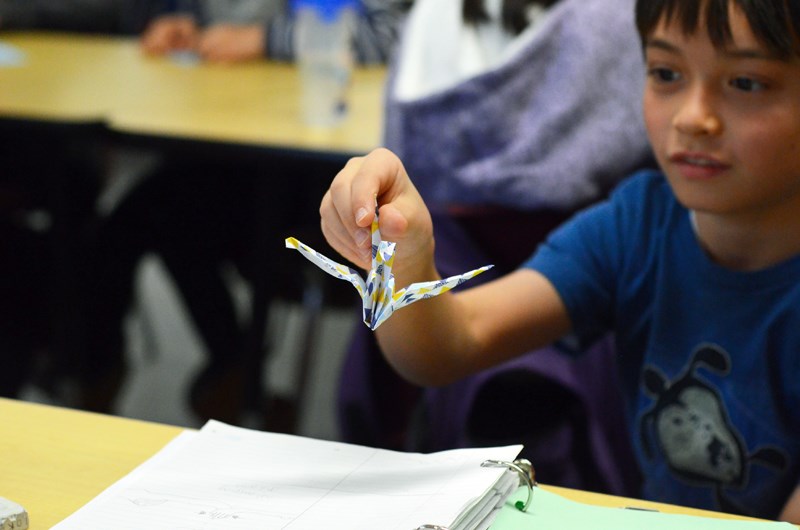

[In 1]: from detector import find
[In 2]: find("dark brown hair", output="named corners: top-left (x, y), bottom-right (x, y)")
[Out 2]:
top-left (635, 0), bottom-right (800, 58)
top-left (462, 0), bottom-right (560, 35)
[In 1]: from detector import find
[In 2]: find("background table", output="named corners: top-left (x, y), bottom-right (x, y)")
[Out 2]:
top-left (0, 31), bottom-right (385, 153)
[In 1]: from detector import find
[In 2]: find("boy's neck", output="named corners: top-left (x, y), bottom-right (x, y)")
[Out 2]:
top-left (692, 209), bottom-right (800, 271)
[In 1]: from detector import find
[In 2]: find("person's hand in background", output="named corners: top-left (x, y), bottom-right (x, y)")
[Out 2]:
top-left (140, 15), bottom-right (199, 56)
top-left (197, 24), bottom-right (265, 64)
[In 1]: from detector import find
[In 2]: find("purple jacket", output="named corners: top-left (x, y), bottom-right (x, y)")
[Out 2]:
top-left (383, 0), bottom-right (652, 210)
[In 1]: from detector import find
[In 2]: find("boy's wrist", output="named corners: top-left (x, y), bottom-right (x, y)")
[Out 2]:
top-left (391, 244), bottom-right (439, 289)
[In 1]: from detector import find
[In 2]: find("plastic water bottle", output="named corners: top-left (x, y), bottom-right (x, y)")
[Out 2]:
top-left (293, 0), bottom-right (357, 127)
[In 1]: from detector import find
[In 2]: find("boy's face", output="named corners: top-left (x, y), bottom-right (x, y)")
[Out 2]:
top-left (642, 5), bottom-right (800, 220)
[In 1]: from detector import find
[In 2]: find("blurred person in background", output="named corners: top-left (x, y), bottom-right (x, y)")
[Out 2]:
top-left (0, 0), bottom-right (406, 65)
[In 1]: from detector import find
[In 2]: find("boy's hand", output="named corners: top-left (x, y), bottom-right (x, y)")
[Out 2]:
top-left (197, 24), bottom-right (265, 64)
top-left (140, 15), bottom-right (199, 56)
top-left (320, 148), bottom-right (436, 284)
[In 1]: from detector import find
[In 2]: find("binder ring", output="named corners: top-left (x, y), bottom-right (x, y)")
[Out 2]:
top-left (481, 458), bottom-right (536, 512)
top-left (415, 459), bottom-right (535, 530)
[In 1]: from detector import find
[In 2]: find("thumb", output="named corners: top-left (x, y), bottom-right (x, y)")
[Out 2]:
top-left (376, 203), bottom-right (409, 242)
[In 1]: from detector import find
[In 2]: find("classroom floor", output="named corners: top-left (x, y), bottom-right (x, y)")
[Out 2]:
top-left (20, 255), bottom-right (358, 441)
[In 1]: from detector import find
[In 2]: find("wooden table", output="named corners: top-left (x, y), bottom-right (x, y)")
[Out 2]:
top-left (0, 398), bottom-right (772, 529)
top-left (0, 31), bottom-right (385, 153)
top-left (2, 398), bottom-right (182, 528)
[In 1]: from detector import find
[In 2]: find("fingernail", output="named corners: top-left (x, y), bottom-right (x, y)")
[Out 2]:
top-left (355, 229), bottom-right (369, 247)
top-left (355, 207), bottom-right (368, 224)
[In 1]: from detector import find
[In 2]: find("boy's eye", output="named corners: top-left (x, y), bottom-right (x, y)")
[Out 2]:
top-left (729, 76), bottom-right (766, 92)
top-left (647, 67), bottom-right (681, 84)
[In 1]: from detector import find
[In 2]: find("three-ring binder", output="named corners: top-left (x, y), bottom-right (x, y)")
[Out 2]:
top-left (415, 458), bottom-right (537, 530)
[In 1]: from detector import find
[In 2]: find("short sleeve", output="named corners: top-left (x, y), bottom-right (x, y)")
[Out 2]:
top-left (524, 170), bottom-right (668, 345)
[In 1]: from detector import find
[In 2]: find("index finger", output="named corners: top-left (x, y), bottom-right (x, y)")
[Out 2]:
top-left (326, 156), bottom-right (370, 242)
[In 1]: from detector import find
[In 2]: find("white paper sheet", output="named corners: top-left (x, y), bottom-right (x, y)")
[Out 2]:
top-left (53, 421), bottom-right (521, 530)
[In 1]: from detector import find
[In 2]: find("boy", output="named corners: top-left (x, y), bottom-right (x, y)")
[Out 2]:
top-left (318, 0), bottom-right (800, 521)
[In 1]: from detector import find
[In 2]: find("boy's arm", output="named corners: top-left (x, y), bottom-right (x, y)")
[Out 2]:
top-left (375, 268), bottom-right (571, 386)
top-left (779, 486), bottom-right (800, 523)
top-left (321, 148), bottom-right (572, 386)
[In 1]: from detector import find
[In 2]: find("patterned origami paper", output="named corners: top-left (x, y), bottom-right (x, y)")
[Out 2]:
top-left (285, 204), bottom-right (493, 330)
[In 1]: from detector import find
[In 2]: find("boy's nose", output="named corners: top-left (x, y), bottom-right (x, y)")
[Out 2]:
top-left (673, 87), bottom-right (722, 136)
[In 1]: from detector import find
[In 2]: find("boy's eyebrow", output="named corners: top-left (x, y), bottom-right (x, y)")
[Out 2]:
top-left (721, 47), bottom-right (782, 61)
top-left (645, 36), bottom-right (781, 62)
top-left (644, 38), bottom-right (681, 55)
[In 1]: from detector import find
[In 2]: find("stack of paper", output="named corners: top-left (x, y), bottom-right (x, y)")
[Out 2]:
top-left (53, 421), bottom-right (522, 530)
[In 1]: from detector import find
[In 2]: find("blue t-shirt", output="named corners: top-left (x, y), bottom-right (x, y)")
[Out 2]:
top-left (526, 170), bottom-right (800, 519)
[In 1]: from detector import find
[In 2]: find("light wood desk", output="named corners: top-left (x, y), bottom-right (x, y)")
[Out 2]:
top-left (2, 398), bottom-right (182, 528)
top-left (0, 31), bottom-right (385, 154)
top-left (1, 398), bottom-right (768, 529)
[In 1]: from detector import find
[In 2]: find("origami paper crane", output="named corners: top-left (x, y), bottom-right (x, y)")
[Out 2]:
top-left (285, 204), bottom-right (493, 330)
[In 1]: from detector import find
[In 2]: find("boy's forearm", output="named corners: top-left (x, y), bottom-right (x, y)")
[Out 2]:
top-left (371, 256), bottom-right (483, 386)
top-left (375, 268), bottom-right (573, 387)
top-left (375, 289), bottom-right (480, 387)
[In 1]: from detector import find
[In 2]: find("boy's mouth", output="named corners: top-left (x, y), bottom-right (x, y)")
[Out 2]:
top-left (668, 152), bottom-right (730, 179)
